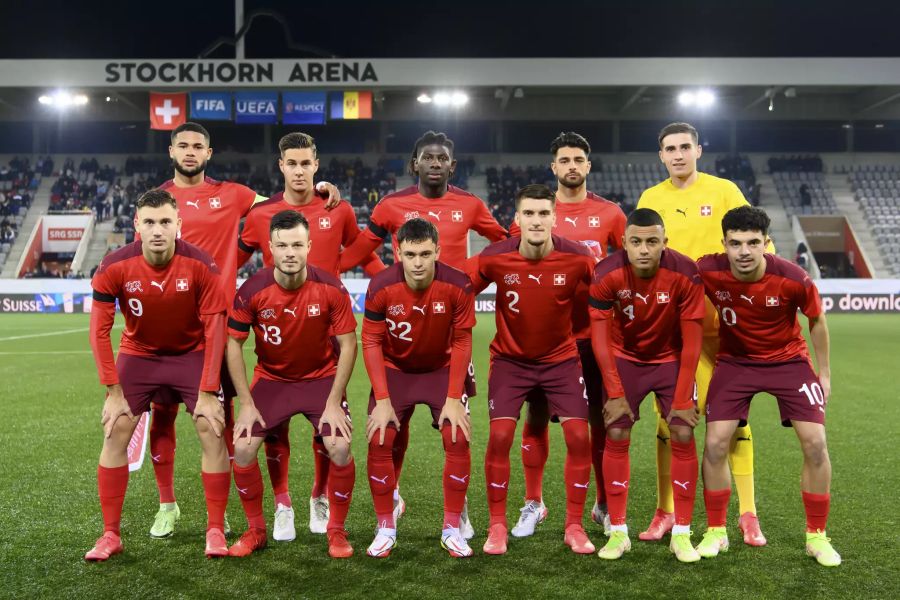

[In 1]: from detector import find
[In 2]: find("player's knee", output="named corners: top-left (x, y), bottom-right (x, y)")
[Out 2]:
top-left (607, 427), bottom-right (631, 442)
top-left (233, 444), bottom-right (257, 467)
top-left (327, 439), bottom-right (351, 466)
top-left (488, 420), bottom-right (516, 453)
top-left (670, 426), bottom-right (694, 444)
top-left (562, 420), bottom-right (590, 456)
top-left (704, 435), bottom-right (730, 464)
top-left (440, 426), bottom-right (470, 455)
top-left (800, 435), bottom-right (829, 467)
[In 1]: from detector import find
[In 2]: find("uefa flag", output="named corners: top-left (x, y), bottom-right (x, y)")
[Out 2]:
top-left (330, 91), bottom-right (372, 119)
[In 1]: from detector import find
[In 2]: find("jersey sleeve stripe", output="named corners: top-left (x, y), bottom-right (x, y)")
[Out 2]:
top-left (589, 296), bottom-right (614, 310)
top-left (237, 237), bottom-right (256, 253)
top-left (364, 309), bottom-right (385, 321)
top-left (368, 221), bottom-right (389, 240)
top-left (227, 317), bottom-right (252, 332)
top-left (92, 290), bottom-right (116, 303)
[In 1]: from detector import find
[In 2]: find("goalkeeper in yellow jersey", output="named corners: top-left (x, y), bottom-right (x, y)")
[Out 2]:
top-left (636, 122), bottom-right (766, 546)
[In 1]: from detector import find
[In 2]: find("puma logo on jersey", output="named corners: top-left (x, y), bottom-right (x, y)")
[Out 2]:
top-left (449, 474), bottom-right (470, 484)
top-left (150, 281), bottom-right (165, 291)
top-left (740, 294), bottom-right (755, 304)
top-left (489, 481), bottom-right (508, 489)
top-left (611, 480), bottom-right (628, 488)
top-left (528, 274), bottom-right (543, 285)
top-left (564, 217), bottom-right (578, 227)
top-left (675, 208), bottom-right (687, 217)
top-left (673, 480), bottom-right (690, 490)
top-left (428, 211), bottom-right (441, 221)
top-left (412, 304), bottom-right (426, 315)
top-left (369, 475), bottom-right (390, 485)
top-left (284, 307), bottom-right (297, 317)
top-left (635, 292), bottom-right (649, 304)
top-left (186, 200), bottom-right (200, 209)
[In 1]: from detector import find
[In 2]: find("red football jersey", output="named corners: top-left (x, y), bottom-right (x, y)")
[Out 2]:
top-left (697, 253), bottom-right (823, 362)
top-left (157, 177), bottom-right (257, 299)
top-left (589, 249), bottom-right (706, 363)
top-left (239, 192), bottom-right (372, 277)
top-left (354, 185), bottom-right (507, 269)
top-left (510, 191), bottom-right (625, 339)
top-left (469, 235), bottom-right (595, 364)
top-left (228, 265), bottom-right (357, 382)
top-left (90, 240), bottom-right (226, 382)
top-left (363, 262), bottom-right (476, 373)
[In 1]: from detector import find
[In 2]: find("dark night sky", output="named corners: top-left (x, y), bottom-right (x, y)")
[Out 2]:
top-left (4, 0), bottom-right (900, 59)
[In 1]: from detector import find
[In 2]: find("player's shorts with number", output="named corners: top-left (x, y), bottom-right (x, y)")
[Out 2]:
top-left (367, 366), bottom-right (476, 429)
top-left (706, 357), bottom-right (826, 426)
top-left (487, 356), bottom-right (588, 421)
top-left (605, 357), bottom-right (696, 429)
top-left (249, 376), bottom-right (350, 437)
top-left (117, 350), bottom-right (207, 414)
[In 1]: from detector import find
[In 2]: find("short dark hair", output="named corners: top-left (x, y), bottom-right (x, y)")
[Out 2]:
top-left (515, 183), bottom-right (556, 209)
top-left (626, 208), bottom-right (665, 229)
top-left (269, 210), bottom-right (309, 236)
top-left (409, 130), bottom-right (454, 175)
top-left (721, 206), bottom-right (770, 238)
top-left (278, 132), bottom-right (317, 157)
top-left (171, 122), bottom-right (210, 145)
top-left (397, 218), bottom-right (439, 246)
top-left (136, 189), bottom-right (177, 211)
top-left (550, 131), bottom-right (591, 157)
top-left (658, 122), bottom-right (699, 148)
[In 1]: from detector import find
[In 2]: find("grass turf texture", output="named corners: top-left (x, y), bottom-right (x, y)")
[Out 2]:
top-left (0, 313), bottom-right (897, 599)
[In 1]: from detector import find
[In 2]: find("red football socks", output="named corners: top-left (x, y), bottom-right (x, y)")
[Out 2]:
top-left (602, 437), bottom-right (631, 526)
top-left (521, 421), bottom-right (549, 503)
top-left (670, 439), bottom-right (698, 527)
top-left (149, 401), bottom-right (178, 504)
top-left (97, 465), bottom-right (129, 535)
top-left (367, 427), bottom-right (398, 528)
top-left (485, 419), bottom-right (516, 527)
top-left (704, 488), bottom-right (731, 528)
top-left (232, 460), bottom-right (266, 530)
top-left (802, 491), bottom-right (830, 532)
top-left (201, 471), bottom-right (231, 532)
top-left (311, 434), bottom-right (330, 499)
top-left (264, 423), bottom-right (291, 500)
top-left (441, 425), bottom-right (471, 529)
top-left (562, 419), bottom-right (592, 527)
top-left (327, 458), bottom-right (356, 532)
top-left (591, 419), bottom-right (607, 505)
top-left (392, 414), bottom-right (412, 484)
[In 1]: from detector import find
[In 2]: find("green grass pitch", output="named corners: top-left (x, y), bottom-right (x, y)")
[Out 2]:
top-left (0, 313), bottom-right (897, 599)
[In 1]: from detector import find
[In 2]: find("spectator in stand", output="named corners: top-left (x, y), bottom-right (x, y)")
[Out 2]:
top-left (799, 183), bottom-right (812, 208)
top-left (795, 243), bottom-right (810, 272)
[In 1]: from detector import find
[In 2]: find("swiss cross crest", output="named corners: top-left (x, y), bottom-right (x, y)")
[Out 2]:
top-left (451, 210), bottom-right (463, 222)
top-left (617, 289), bottom-right (632, 300)
top-left (208, 197), bottom-right (221, 209)
top-left (715, 290), bottom-right (732, 302)
top-left (588, 216), bottom-right (601, 228)
top-left (259, 308), bottom-right (276, 320)
top-left (403, 211), bottom-right (420, 222)
top-left (700, 205), bottom-right (712, 217)
top-left (553, 273), bottom-right (567, 286)
top-left (503, 273), bottom-right (521, 285)
top-left (388, 304), bottom-right (406, 317)
top-left (176, 278), bottom-right (189, 292)
top-left (307, 304), bottom-right (321, 317)
top-left (432, 301), bottom-right (446, 313)
top-left (766, 296), bottom-right (780, 307)
top-left (319, 217), bottom-right (331, 230)
top-left (656, 291), bottom-right (670, 303)
top-left (125, 280), bottom-right (143, 293)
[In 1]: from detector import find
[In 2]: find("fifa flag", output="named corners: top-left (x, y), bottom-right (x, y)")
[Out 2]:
top-left (191, 92), bottom-right (232, 120)
top-left (330, 91), bottom-right (372, 119)
top-left (149, 92), bottom-right (186, 130)
top-left (234, 91), bottom-right (278, 124)
top-left (283, 92), bottom-right (327, 125)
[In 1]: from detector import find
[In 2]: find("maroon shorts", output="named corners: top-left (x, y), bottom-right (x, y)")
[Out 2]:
top-left (249, 376), bottom-right (350, 437)
top-left (706, 357), bottom-right (826, 426)
top-left (606, 357), bottom-right (693, 429)
top-left (488, 356), bottom-right (588, 421)
top-left (523, 340), bottom-right (602, 422)
top-left (152, 356), bottom-right (236, 408)
top-left (368, 367), bottom-right (476, 429)
top-left (117, 351), bottom-right (208, 415)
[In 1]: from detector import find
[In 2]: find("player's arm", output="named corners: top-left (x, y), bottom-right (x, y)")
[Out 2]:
top-left (237, 217), bottom-right (261, 269)
top-left (318, 181), bottom-right (343, 210)
top-left (608, 208), bottom-right (627, 252)
top-left (338, 226), bottom-right (384, 272)
top-left (362, 309), bottom-right (400, 445)
top-left (192, 263), bottom-right (227, 435)
top-left (321, 331), bottom-right (357, 445)
top-left (339, 203), bottom-right (386, 276)
top-left (440, 325), bottom-right (473, 443)
top-left (669, 318), bottom-right (703, 427)
top-left (472, 199), bottom-right (509, 241)
top-left (89, 283), bottom-right (134, 437)
top-left (226, 295), bottom-right (266, 442)
top-left (463, 255), bottom-right (491, 294)
top-left (588, 276), bottom-right (633, 426)
top-left (808, 313), bottom-right (831, 400)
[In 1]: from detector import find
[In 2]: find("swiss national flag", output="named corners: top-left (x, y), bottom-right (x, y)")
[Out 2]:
top-left (149, 93), bottom-right (187, 130)
top-left (656, 291), bottom-right (670, 303)
top-left (432, 301), bottom-right (446, 314)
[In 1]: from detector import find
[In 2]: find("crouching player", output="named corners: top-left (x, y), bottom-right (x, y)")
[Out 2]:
top-left (589, 208), bottom-right (705, 562)
top-left (362, 218), bottom-right (477, 558)
top-left (225, 210), bottom-right (357, 559)
top-left (85, 189), bottom-right (230, 560)
top-left (696, 206), bottom-right (839, 567)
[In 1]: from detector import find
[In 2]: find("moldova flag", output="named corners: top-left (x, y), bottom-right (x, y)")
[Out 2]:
top-left (330, 91), bottom-right (372, 119)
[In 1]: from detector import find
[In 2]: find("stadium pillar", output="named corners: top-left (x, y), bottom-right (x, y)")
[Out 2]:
top-left (235, 0), bottom-right (245, 59)
top-left (611, 121), bottom-right (620, 153)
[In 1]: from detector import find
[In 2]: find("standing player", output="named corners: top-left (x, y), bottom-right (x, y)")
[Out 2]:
top-left (588, 208), bottom-right (705, 562)
top-left (362, 219), bottom-right (476, 558)
top-left (225, 211), bottom-right (357, 559)
top-left (695, 206), bottom-right (839, 567)
top-left (340, 130), bottom-right (507, 529)
top-left (85, 189), bottom-right (230, 560)
top-left (468, 184), bottom-right (596, 555)
top-left (145, 122), bottom-right (343, 540)
top-left (636, 122), bottom-right (766, 545)
top-left (237, 132), bottom-right (382, 541)
top-left (507, 132), bottom-right (625, 537)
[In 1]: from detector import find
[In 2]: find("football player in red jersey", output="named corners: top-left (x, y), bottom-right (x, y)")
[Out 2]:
top-left (225, 210), bottom-right (357, 559)
top-left (362, 218), bottom-right (476, 558)
top-left (340, 131), bottom-right (506, 530)
top-left (237, 132), bottom-right (383, 539)
top-left (694, 206), bottom-right (840, 567)
top-left (145, 123), bottom-right (344, 540)
top-left (467, 184), bottom-right (596, 556)
top-left (508, 132), bottom-right (626, 538)
top-left (588, 208), bottom-right (705, 562)
top-left (85, 190), bottom-right (230, 561)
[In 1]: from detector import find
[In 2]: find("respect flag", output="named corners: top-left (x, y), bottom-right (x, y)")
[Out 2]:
top-left (330, 91), bottom-right (372, 119)
top-left (283, 92), bottom-right (327, 125)
top-left (149, 92), bottom-right (187, 130)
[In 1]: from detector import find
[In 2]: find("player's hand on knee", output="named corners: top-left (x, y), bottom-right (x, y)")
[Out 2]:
top-left (818, 371), bottom-right (831, 401)
top-left (194, 391), bottom-right (225, 437)
top-left (668, 407), bottom-right (700, 427)
top-left (439, 397), bottom-right (471, 443)
top-left (602, 397), bottom-right (633, 427)
top-left (101, 385), bottom-right (135, 438)
top-left (366, 399), bottom-right (399, 445)
top-left (321, 401), bottom-right (352, 446)
top-left (318, 181), bottom-right (342, 210)
top-left (234, 401), bottom-right (266, 445)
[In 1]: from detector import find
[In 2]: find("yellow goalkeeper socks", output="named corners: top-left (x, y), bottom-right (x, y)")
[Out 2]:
top-left (655, 417), bottom-right (674, 513)
top-left (729, 423), bottom-right (756, 515)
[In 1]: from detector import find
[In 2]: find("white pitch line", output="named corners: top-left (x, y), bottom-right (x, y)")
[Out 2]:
top-left (0, 350), bottom-right (95, 355)
top-left (0, 324), bottom-right (123, 342)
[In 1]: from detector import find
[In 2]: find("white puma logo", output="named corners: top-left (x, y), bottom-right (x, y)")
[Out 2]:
top-left (528, 274), bottom-right (543, 284)
top-left (521, 444), bottom-right (532, 451)
top-left (266, 454), bottom-right (282, 463)
top-left (284, 307), bottom-right (297, 317)
top-left (334, 491), bottom-right (350, 499)
top-left (489, 481), bottom-right (508, 489)
top-left (573, 481), bottom-right (590, 489)
top-left (740, 295), bottom-right (754, 304)
top-left (428, 211), bottom-right (441, 221)
top-left (635, 292), bottom-right (649, 303)
top-left (673, 480), bottom-right (690, 490)
top-left (237, 486), bottom-right (249, 496)
top-left (564, 217), bottom-right (578, 227)
top-left (151, 454), bottom-right (161, 463)
top-left (186, 200), bottom-right (200, 209)
top-left (150, 281), bottom-right (165, 291)
top-left (611, 480), bottom-right (628, 488)
top-left (449, 474), bottom-right (470, 484)
top-left (411, 305), bottom-right (426, 315)
top-left (369, 475), bottom-right (389, 485)
top-left (316, 449), bottom-right (329, 457)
